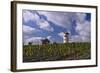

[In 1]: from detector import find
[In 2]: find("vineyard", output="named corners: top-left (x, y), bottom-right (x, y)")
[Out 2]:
top-left (23, 42), bottom-right (91, 62)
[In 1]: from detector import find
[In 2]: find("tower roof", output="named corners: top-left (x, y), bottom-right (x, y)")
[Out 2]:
top-left (64, 32), bottom-right (69, 34)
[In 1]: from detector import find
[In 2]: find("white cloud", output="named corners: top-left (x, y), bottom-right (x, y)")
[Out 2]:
top-left (58, 32), bottom-right (64, 38)
top-left (23, 10), bottom-right (54, 32)
top-left (76, 13), bottom-right (87, 23)
top-left (71, 13), bottom-right (91, 42)
top-left (47, 36), bottom-right (52, 39)
top-left (38, 11), bottom-right (76, 29)
top-left (37, 18), bottom-right (54, 31)
top-left (24, 37), bottom-right (43, 45)
top-left (70, 35), bottom-right (82, 42)
top-left (38, 11), bottom-right (91, 42)
top-left (23, 25), bottom-right (36, 33)
top-left (23, 10), bottom-right (40, 22)
top-left (47, 35), bottom-right (54, 43)
top-left (24, 35), bottom-right (30, 39)
top-left (23, 10), bottom-right (91, 42)
top-left (24, 36), bottom-right (54, 45)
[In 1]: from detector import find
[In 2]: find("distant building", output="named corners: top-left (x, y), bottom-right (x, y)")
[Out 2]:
top-left (41, 38), bottom-right (50, 45)
top-left (63, 32), bottom-right (69, 43)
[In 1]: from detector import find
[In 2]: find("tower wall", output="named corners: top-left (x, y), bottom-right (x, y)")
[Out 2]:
top-left (63, 32), bottom-right (69, 43)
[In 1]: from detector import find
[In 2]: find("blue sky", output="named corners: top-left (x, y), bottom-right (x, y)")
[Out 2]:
top-left (22, 10), bottom-right (91, 45)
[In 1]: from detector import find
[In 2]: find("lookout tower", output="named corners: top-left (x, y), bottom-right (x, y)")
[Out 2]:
top-left (63, 32), bottom-right (69, 43)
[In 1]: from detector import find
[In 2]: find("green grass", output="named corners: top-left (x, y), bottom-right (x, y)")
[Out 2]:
top-left (23, 42), bottom-right (91, 62)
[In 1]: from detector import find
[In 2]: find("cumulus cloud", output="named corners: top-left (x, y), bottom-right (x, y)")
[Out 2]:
top-left (47, 36), bottom-right (52, 39)
top-left (23, 25), bottom-right (36, 34)
top-left (38, 11), bottom-right (76, 29)
top-left (23, 10), bottom-right (40, 22)
top-left (58, 32), bottom-right (64, 38)
top-left (54, 12), bottom-right (91, 42)
top-left (70, 35), bottom-right (82, 42)
top-left (71, 13), bottom-right (91, 42)
top-left (23, 10), bottom-right (54, 32)
top-left (47, 35), bottom-right (54, 43)
top-left (23, 10), bottom-right (91, 43)
top-left (24, 37), bottom-right (43, 45)
top-left (76, 13), bottom-right (87, 23)
top-left (37, 18), bottom-right (54, 31)
top-left (24, 35), bottom-right (54, 45)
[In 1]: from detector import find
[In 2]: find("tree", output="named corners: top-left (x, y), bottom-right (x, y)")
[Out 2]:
top-left (28, 42), bottom-right (32, 45)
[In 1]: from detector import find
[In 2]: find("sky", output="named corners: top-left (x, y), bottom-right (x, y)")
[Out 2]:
top-left (22, 10), bottom-right (91, 45)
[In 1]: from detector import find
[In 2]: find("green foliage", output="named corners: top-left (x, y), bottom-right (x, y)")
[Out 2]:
top-left (23, 42), bottom-right (91, 62)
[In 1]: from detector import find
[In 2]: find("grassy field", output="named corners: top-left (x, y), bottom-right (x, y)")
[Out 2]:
top-left (23, 42), bottom-right (91, 62)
